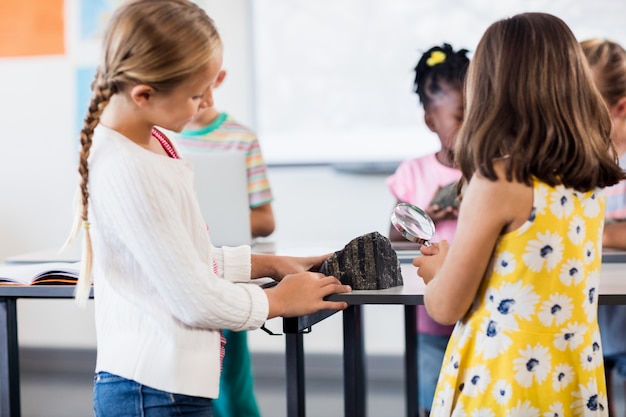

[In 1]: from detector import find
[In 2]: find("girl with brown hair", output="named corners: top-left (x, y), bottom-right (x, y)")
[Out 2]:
top-left (414, 13), bottom-right (624, 416)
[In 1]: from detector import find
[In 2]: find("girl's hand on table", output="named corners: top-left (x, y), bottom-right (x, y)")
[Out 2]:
top-left (265, 272), bottom-right (351, 318)
top-left (252, 253), bottom-right (331, 281)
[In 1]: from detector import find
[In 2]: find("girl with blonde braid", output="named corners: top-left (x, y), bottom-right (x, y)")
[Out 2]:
top-left (66, 1), bottom-right (350, 415)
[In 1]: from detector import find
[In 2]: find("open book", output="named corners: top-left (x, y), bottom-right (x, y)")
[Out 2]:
top-left (0, 262), bottom-right (80, 285)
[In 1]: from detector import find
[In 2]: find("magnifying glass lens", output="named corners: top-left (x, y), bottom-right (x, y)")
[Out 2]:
top-left (391, 203), bottom-right (435, 246)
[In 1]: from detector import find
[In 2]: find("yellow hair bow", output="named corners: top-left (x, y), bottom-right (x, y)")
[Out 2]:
top-left (426, 50), bottom-right (446, 67)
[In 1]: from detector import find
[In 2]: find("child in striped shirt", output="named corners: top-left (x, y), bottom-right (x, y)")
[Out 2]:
top-left (176, 69), bottom-right (275, 238)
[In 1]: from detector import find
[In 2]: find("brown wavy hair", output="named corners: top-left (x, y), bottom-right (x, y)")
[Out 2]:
top-left (455, 12), bottom-right (624, 191)
top-left (68, 0), bottom-right (222, 303)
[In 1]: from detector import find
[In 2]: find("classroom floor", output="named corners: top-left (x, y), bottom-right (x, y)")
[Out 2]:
top-left (19, 349), bottom-right (405, 417)
top-left (18, 349), bottom-right (626, 417)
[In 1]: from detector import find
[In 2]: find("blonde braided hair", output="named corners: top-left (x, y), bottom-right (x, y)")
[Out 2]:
top-left (65, 70), bottom-right (115, 304)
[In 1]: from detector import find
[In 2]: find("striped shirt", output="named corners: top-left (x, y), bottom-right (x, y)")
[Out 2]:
top-left (175, 113), bottom-right (273, 209)
top-left (605, 153), bottom-right (626, 220)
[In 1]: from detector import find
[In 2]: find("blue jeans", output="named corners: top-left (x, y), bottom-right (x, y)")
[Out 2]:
top-left (605, 354), bottom-right (626, 379)
top-left (418, 333), bottom-right (450, 413)
top-left (93, 372), bottom-right (214, 417)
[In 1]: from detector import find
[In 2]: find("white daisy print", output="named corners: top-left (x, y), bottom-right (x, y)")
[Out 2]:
top-left (598, 226), bottom-right (604, 257)
top-left (572, 381), bottom-right (608, 416)
top-left (549, 186), bottom-right (575, 219)
top-left (453, 322), bottom-right (472, 350)
top-left (493, 251), bottom-right (516, 276)
top-left (472, 408), bottom-right (495, 417)
top-left (492, 379), bottom-right (512, 405)
top-left (559, 258), bottom-right (584, 286)
top-left (580, 336), bottom-right (603, 371)
top-left (583, 241), bottom-right (596, 265)
top-left (443, 352), bottom-right (461, 376)
top-left (567, 215), bottom-right (586, 245)
top-left (451, 405), bottom-right (468, 417)
top-left (476, 318), bottom-right (513, 359)
top-left (534, 184), bottom-right (548, 215)
top-left (538, 293), bottom-right (573, 326)
top-left (432, 383), bottom-right (455, 416)
top-left (459, 364), bottom-right (491, 397)
top-left (509, 400), bottom-right (540, 417)
top-left (513, 344), bottom-right (551, 387)
top-left (486, 282), bottom-right (539, 329)
top-left (523, 231), bottom-right (564, 272)
top-left (543, 402), bottom-right (565, 417)
top-left (554, 322), bottom-right (586, 351)
top-left (582, 191), bottom-right (602, 218)
top-left (587, 268), bottom-right (601, 288)
top-left (582, 274), bottom-right (599, 321)
top-left (551, 363), bottom-right (574, 392)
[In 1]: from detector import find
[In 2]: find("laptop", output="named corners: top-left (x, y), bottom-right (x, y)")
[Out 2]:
top-left (182, 150), bottom-right (252, 247)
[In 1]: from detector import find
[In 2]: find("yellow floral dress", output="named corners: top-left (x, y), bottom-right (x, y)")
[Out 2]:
top-left (431, 180), bottom-right (608, 417)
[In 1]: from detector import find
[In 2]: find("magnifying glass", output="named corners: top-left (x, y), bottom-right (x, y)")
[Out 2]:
top-left (390, 203), bottom-right (435, 247)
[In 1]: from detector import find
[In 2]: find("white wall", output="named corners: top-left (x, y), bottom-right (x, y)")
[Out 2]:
top-left (253, 0), bottom-right (626, 164)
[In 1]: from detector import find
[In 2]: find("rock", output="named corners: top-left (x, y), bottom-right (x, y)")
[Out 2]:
top-left (430, 181), bottom-right (460, 209)
top-left (318, 231), bottom-right (403, 290)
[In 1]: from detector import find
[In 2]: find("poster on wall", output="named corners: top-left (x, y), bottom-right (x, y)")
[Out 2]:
top-left (78, 0), bottom-right (122, 43)
top-left (75, 66), bottom-right (98, 138)
top-left (0, 0), bottom-right (64, 57)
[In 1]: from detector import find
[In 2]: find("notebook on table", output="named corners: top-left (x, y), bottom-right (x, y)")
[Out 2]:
top-left (182, 150), bottom-right (252, 247)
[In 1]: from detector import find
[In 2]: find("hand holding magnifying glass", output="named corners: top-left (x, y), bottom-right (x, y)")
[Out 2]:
top-left (390, 203), bottom-right (436, 247)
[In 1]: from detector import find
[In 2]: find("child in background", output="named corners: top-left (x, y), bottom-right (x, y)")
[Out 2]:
top-left (414, 13), bottom-right (624, 416)
top-left (65, 1), bottom-right (350, 415)
top-left (174, 72), bottom-right (275, 417)
top-left (176, 78), bottom-right (275, 238)
top-left (387, 43), bottom-right (469, 416)
top-left (582, 39), bottom-right (626, 248)
top-left (581, 38), bottom-right (626, 417)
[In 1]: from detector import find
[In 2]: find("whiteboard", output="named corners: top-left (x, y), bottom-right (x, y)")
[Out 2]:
top-left (251, 0), bottom-right (626, 165)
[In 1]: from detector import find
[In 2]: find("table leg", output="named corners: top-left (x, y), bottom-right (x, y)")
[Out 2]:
top-left (404, 305), bottom-right (417, 417)
top-left (343, 305), bottom-right (366, 417)
top-left (285, 332), bottom-right (306, 417)
top-left (0, 298), bottom-right (20, 417)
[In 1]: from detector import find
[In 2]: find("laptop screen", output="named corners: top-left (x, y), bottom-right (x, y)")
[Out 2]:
top-left (182, 150), bottom-right (252, 247)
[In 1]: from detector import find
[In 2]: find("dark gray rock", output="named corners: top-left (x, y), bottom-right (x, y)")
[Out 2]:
top-left (318, 231), bottom-right (403, 290)
top-left (430, 181), bottom-right (460, 209)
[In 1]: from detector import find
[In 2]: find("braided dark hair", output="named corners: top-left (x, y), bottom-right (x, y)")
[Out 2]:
top-left (414, 43), bottom-right (470, 108)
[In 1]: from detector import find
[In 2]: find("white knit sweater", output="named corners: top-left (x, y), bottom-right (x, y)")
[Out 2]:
top-left (88, 125), bottom-right (269, 398)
